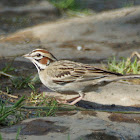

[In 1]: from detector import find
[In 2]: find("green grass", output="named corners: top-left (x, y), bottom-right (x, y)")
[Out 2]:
top-left (10, 74), bottom-right (40, 90)
top-left (0, 62), bottom-right (40, 90)
top-left (0, 71), bottom-right (38, 91)
top-left (0, 96), bottom-right (25, 125)
top-left (0, 133), bottom-right (2, 140)
top-left (0, 72), bottom-right (37, 91)
top-left (15, 127), bottom-right (21, 140)
top-left (0, 127), bottom-right (21, 140)
top-left (0, 92), bottom-right (58, 126)
top-left (10, 75), bottom-right (32, 89)
top-left (107, 57), bottom-right (140, 75)
top-left (123, 2), bottom-right (134, 8)
top-left (0, 62), bottom-right (15, 78)
top-left (26, 92), bottom-right (58, 117)
top-left (48, 0), bottom-right (93, 16)
top-left (0, 63), bottom-right (58, 124)
top-left (49, 0), bottom-right (79, 10)
top-left (66, 9), bottom-right (94, 17)
top-left (1, 63), bottom-right (15, 74)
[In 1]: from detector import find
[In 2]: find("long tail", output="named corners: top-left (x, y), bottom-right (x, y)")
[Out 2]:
top-left (98, 74), bottom-right (140, 84)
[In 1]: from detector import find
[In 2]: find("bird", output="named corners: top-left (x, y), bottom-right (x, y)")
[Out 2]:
top-left (23, 49), bottom-right (140, 105)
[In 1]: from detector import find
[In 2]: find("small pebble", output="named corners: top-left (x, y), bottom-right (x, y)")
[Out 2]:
top-left (77, 45), bottom-right (82, 51)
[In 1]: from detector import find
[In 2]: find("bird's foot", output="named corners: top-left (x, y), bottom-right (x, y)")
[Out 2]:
top-left (56, 96), bottom-right (82, 105)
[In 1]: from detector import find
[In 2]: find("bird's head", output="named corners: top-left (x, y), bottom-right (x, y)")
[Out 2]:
top-left (23, 49), bottom-right (57, 72)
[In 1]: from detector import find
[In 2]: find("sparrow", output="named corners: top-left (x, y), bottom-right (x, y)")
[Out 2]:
top-left (23, 49), bottom-right (140, 105)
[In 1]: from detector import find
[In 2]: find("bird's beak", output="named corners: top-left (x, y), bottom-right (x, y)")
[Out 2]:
top-left (22, 53), bottom-right (31, 58)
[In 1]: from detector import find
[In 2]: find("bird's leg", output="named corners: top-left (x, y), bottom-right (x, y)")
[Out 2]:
top-left (56, 92), bottom-right (85, 105)
top-left (66, 96), bottom-right (80, 102)
top-left (55, 96), bottom-right (77, 104)
top-left (57, 96), bottom-right (81, 105)
top-left (56, 99), bottom-right (68, 104)
top-left (69, 92), bottom-right (85, 105)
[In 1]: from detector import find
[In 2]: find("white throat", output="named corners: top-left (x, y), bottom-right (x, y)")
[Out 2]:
top-left (32, 60), bottom-right (47, 72)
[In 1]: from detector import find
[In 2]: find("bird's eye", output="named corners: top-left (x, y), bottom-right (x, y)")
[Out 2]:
top-left (36, 53), bottom-right (41, 57)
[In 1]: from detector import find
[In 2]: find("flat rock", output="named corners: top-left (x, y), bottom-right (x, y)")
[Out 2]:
top-left (1, 112), bottom-right (140, 140)
top-left (42, 82), bottom-right (140, 107)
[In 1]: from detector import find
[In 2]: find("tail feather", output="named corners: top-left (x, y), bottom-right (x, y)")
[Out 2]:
top-left (98, 74), bottom-right (140, 84)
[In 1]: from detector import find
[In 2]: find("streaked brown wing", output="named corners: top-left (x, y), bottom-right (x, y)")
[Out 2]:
top-left (52, 60), bottom-right (123, 84)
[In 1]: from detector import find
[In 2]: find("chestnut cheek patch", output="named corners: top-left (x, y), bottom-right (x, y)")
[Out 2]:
top-left (39, 57), bottom-right (48, 65)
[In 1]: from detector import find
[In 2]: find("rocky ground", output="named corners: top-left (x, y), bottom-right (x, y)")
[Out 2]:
top-left (1, 112), bottom-right (140, 140)
top-left (0, 1), bottom-right (140, 140)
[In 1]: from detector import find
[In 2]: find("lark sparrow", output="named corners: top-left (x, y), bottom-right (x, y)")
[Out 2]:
top-left (23, 49), bottom-right (140, 105)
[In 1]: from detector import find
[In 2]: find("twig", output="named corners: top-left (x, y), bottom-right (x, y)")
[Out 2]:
top-left (0, 71), bottom-right (14, 78)
top-left (0, 90), bottom-right (18, 99)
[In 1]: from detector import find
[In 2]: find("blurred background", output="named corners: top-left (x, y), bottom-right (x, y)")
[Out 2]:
top-left (0, 0), bottom-right (140, 35)
top-left (0, 0), bottom-right (140, 72)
